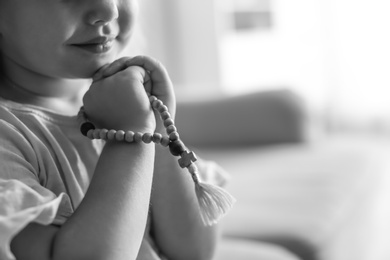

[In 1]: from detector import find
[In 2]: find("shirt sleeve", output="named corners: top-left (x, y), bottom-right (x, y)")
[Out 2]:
top-left (196, 156), bottom-right (231, 187)
top-left (0, 120), bottom-right (72, 260)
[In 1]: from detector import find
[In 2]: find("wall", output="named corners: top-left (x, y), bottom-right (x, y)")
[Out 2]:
top-left (135, 0), bottom-right (222, 96)
top-left (133, 0), bottom-right (390, 132)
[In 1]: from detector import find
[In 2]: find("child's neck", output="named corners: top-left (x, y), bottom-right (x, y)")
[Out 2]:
top-left (0, 64), bottom-right (90, 116)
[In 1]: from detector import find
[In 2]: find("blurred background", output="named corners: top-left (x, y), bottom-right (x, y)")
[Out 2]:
top-left (129, 1), bottom-right (390, 260)
top-left (131, 0), bottom-right (390, 137)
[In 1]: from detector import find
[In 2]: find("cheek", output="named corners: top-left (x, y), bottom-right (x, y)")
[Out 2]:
top-left (118, 0), bottom-right (139, 41)
top-left (1, 5), bottom-right (67, 56)
top-left (3, 20), bottom-right (65, 67)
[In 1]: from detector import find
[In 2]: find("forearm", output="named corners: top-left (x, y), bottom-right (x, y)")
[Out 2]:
top-left (151, 145), bottom-right (218, 260)
top-left (53, 142), bottom-right (155, 260)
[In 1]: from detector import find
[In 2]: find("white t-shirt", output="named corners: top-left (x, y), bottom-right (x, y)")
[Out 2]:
top-left (0, 97), bottom-right (229, 260)
top-left (0, 97), bottom-right (161, 260)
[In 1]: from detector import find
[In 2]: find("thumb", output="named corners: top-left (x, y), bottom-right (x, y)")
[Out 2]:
top-left (144, 71), bottom-right (152, 95)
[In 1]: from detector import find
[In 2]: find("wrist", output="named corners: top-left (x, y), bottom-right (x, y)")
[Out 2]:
top-left (120, 118), bottom-right (156, 134)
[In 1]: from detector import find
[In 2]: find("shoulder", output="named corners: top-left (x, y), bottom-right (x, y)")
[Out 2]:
top-left (0, 104), bottom-right (29, 143)
top-left (0, 98), bottom-right (76, 141)
top-left (0, 112), bottom-right (41, 174)
top-left (0, 102), bottom-right (35, 144)
top-left (0, 103), bottom-right (46, 173)
top-left (0, 100), bottom-right (36, 132)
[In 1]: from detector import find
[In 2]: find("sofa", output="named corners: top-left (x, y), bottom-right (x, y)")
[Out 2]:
top-left (175, 89), bottom-right (390, 260)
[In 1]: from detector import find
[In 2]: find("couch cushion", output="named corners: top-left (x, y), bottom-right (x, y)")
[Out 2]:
top-left (197, 135), bottom-right (390, 260)
top-left (215, 238), bottom-right (301, 260)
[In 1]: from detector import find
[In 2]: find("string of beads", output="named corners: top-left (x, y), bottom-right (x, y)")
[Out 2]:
top-left (77, 93), bottom-right (235, 226)
top-left (77, 94), bottom-right (201, 184)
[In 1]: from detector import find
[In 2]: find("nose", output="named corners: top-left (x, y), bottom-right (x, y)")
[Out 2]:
top-left (86, 0), bottom-right (119, 26)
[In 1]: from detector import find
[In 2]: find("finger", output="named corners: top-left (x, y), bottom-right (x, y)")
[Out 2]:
top-left (93, 57), bottom-right (133, 82)
top-left (143, 72), bottom-right (152, 95)
top-left (102, 56), bottom-right (133, 78)
top-left (125, 56), bottom-right (171, 85)
top-left (122, 66), bottom-right (152, 97)
top-left (92, 63), bottom-right (111, 82)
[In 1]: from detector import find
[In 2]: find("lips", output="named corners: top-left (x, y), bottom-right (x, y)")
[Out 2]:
top-left (70, 36), bottom-right (115, 54)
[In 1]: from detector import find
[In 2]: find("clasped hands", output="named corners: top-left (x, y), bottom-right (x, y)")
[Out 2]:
top-left (83, 56), bottom-right (176, 134)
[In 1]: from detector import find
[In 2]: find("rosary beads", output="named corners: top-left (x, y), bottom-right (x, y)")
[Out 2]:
top-left (77, 94), bottom-right (235, 226)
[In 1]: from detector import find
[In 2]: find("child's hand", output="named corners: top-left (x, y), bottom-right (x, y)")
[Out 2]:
top-left (83, 60), bottom-right (155, 132)
top-left (124, 56), bottom-right (176, 119)
top-left (91, 56), bottom-right (176, 133)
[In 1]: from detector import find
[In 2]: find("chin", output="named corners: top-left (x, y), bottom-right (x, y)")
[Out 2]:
top-left (64, 58), bottom-right (114, 79)
top-left (64, 67), bottom-right (98, 79)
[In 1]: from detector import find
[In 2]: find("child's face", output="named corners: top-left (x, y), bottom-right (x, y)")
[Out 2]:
top-left (0, 0), bottom-right (138, 79)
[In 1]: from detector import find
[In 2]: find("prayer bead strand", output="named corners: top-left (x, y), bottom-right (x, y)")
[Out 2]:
top-left (78, 94), bottom-right (197, 168)
top-left (77, 94), bottom-right (235, 226)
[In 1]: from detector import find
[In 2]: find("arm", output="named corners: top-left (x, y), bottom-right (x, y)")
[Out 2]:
top-left (150, 146), bottom-right (219, 260)
top-left (124, 56), bottom-right (219, 260)
top-left (53, 141), bottom-right (155, 260)
top-left (12, 141), bottom-right (154, 260)
top-left (11, 64), bottom-right (157, 260)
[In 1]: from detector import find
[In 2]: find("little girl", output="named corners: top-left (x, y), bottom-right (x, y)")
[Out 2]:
top-left (0, 0), bottom-right (222, 259)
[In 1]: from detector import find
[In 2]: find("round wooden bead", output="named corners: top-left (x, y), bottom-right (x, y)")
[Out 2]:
top-left (160, 111), bottom-right (171, 121)
top-left (87, 129), bottom-right (94, 139)
top-left (93, 129), bottom-right (101, 139)
top-left (115, 130), bottom-right (125, 141)
top-left (99, 129), bottom-right (109, 140)
top-left (107, 129), bottom-right (117, 140)
top-left (125, 131), bottom-right (135, 142)
top-left (169, 132), bottom-right (180, 141)
top-left (134, 132), bottom-right (143, 143)
top-left (152, 100), bottom-right (163, 110)
top-left (187, 163), bottom-right (198, 174)
top-left (160, 136), bottom-right (170, 147)
top-left (158, 105), bottom-right (168, 114)
top-left (164, 118), bottom-right (174, 128)
top-left (169, 140), bottom-right (186, 156)
top-left (142, 133), bottom-right (153, 143)
top-left (149, 95), bottom-right (158, 103)
top-left (152, 133), bottom-right (162, 143)
top-left (80, 122), bottom-right (95, 136)
top-left (166, 125), bottom-right (177, 135)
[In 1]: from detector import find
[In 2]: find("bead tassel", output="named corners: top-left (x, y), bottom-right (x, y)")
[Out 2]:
top-left (78, 95), bottom-right (235, 226)
top-left (187, 162), bottom-right (236, 225)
